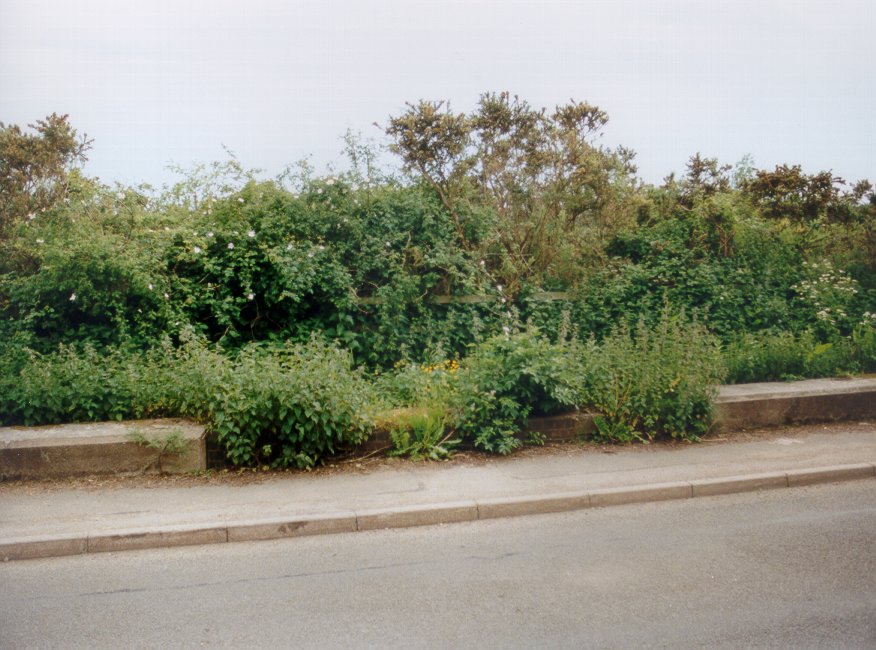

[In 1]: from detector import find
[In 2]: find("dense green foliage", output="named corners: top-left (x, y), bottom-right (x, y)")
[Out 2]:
top-left (1, 101), bottom-right (874, 463)
top-left (448, 328), bottom-right (582, 453)
top-left (577, 311), bottom-right (725, 442)
top-left (0, 334), bottom-right (378, 469)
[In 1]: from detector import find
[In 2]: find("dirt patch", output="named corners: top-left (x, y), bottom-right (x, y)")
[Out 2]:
top-left (1, 420), bottom-right (872, 495)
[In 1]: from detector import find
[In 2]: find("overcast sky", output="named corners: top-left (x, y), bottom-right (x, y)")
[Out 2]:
top-left (2, 0), bottom-right (874, 188)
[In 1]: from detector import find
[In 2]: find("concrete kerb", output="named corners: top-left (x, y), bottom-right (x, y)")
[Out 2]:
top-left (2, 463), bottom-right (873, 562)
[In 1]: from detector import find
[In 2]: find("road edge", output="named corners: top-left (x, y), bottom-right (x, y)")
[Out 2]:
top-left (2, 462), bottom-right (874, 562)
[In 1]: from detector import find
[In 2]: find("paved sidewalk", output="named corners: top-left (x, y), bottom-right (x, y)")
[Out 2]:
top-left (1, 422), bottom-right (874, 561)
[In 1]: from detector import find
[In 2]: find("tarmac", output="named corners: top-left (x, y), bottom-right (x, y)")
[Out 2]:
top-left (2, 420), bottom-right (875, 562)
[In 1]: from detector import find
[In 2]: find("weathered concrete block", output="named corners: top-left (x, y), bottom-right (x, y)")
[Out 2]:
top-left (589, 482), bottom-right (693, 507)
top-left (355, 501), bottom-right (478, 531)
top-left (87, 523), bottom-right (227, 553)
top-left (227, 512), bottom-right (357, 542)
top-left (690, 472), bottom-right (789, 497)
top-left (477, 492), bottom-right (591, 519)
top-left (0, 419), bottom-right (206, 480)
top-left (786, 463), bottom-right (876, 486)
top-left (0, 534), bottom-right (88, 561)
top-left (715, 378), bottom-right (876, 431)
top-left (524, 413), bottom-right (596, 442)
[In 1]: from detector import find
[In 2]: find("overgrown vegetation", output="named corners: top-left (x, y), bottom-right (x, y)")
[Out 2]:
top-left (1, 97), bottom-right (874, 464)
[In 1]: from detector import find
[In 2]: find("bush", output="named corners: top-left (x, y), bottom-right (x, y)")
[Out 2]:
top-left (578, 310), bottom-right (726, 442)
top-left (205, 338), bottom-right (378, 468)
top-left (0, 343), bottom-right (138, 425)
top-left (0, 335), bottom-right (378, 469)
top-left (374, 358), bottom-right (460, 409)
top-left (449, 328), bottom-right (581, 454)
top-left (723, 323), bottom-right (876, 383)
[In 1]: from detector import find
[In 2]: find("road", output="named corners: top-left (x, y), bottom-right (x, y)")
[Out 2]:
top-left (1, 481), bottom-right (874, 648)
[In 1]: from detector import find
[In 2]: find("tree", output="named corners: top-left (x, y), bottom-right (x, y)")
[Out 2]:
top-left (743, 164), bottom-right (852, 223)
top-left (0, 114), bottom-right (92, 239)
top-left (385, 93), bottom-right (639, 290)
top-left (680, 153), bottom-right (731, 203)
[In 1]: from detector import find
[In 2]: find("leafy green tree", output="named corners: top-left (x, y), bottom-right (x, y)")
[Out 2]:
top-left (680, 153), bottom-right (732, 203)
top-left (0, 114), bottom-right (92, 239)
top-left (742, 164), bottom-right (864, 223)
top-left (385, 93), bottom-right (640, 291)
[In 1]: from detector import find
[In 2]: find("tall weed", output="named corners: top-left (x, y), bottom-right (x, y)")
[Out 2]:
top-left (578, 310), bottom-right (726, 442)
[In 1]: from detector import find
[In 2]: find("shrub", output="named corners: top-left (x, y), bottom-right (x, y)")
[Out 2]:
top-left (722, 330), bottom-right (812, 383)
top-left (373, 358), bottom-right (460, 409)
top-left (578, 310), bottom-right (726, 442)
top-left (723, 323), bottom-right (876, 383)
top-left (0, 343), bottom-right (139, 425)
top-left (449, 328), bottom-right (581, 454)
top-left (0, 334), bottom-right (378, 469)
top-left (204, 339), bottom-right (378, 468)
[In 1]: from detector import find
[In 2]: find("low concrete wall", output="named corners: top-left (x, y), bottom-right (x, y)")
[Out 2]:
top-left (715, 378), bottom-right (876, 431)
top-left (3, 378), bottom-right (874, 479)
top-left (0, 419), bottom-right (205, 480)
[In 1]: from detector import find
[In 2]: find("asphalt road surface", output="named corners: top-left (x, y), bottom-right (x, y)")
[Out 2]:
top-left (2, 481), bottom-right (874, 649)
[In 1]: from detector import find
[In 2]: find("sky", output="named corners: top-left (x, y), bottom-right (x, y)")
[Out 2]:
top-left (2, 0), bottom-right (874, 189)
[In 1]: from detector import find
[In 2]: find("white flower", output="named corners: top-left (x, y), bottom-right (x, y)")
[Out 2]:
top-left (286, 244), bottom-right (293, 251)
top-left (193, 246), bottom-right (202, 254)
top-left (206, 231), bottom-right (214, 238)
top-left (164, 226), bottom-right (170, 231)
top-left (318, 245), bottom-right (325, 250)
top-left (36, 238), bottom-right (44, 244)
top-left (316, 188), bottom-right (323, 195)
top-left (227, 242), bottom-right (235, 250)
top-left (247, 292), bottom-right (255, 300)
top-left (326, 178), bottom-right (335, 186)
top-left (307, 252), bottom-right (313, 258)
top-left (500, 298), bottom-right (507, 303)
top-left (164, 292), bottom-right (170, 299)
top-left (497, 284), bottom-right (503, 291)
top-left (148, 283), bottom-right (154, 290)
top-left (27, 212), bottom-right (36, 221)
top-left (385, 242), bottom-right (391, 247)
top-left (479, 260), bottom-right (485, 266)
top-left (117, 192), bottom-right (126, 200)
top-left (237, 197), bottom-right (245, 203)
top-left (247, 230), bottom-right (256, 238)
top-left (69, 293), bottom-right (76, 302)
top-left (502, 325), bottom-right (510, 335)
